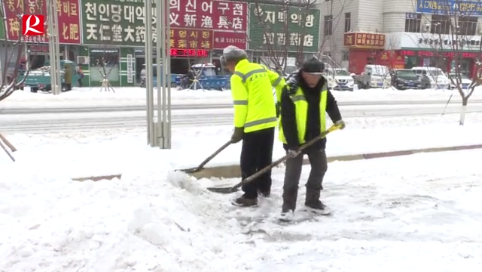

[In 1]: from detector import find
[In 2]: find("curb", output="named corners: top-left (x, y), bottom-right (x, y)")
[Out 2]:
top-left (71, 144), bottom-right (482, 181)
top-left (188, 144), bottom-right (482, 180)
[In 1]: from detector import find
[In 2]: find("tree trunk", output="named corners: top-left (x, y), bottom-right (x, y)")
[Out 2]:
top-left (459, 97), bottom-right (468, 126)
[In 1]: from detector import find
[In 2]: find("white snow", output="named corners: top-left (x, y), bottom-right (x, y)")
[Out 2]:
top-left (3, 86), bottom-right (482, 107)
top-left (0, 128), bottom-right (481, 271)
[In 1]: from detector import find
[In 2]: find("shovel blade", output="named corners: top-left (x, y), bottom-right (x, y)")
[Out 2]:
top-left (207, 186), bottom-right (239, 194)
top-left (176, 167), bottom-right (201, 174)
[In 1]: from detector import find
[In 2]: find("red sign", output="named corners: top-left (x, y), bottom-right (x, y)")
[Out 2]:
top-left (22, 15), bottom-right (44, 35)
top-left (170, 49), bottom-right (209, 57)
top-left (344, 32), bottom-right (385, 49)
top-left (213, 31), bottom-right (246, 49)
top-left (3, 0), bottom-right (81, 44)
top-left (400, 50), bottom-right (481, 58)
top-left (169, 0), bottom-right (248, 31)
top-left (170, 29), bottom-right (213, 50)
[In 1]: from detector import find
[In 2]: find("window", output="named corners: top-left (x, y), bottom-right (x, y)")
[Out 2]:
top-left (89, 49), bottom-right (119, 82)
top-left (344, 13), bottom-right (351, 32)
top-left (431, 15), bottom-right (450, 34)
top-left (405, 13), bottom-right (421, 32)
top-left (342, 51), bottom-right (349, 61)
top-left (458, 16), bottom-right (477, 35)
top-left (324, 15), bottom-right (333, 36)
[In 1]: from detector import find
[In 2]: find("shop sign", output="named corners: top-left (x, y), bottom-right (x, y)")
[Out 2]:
top-left (400, 50), bottom-right (482, 58)
top-left (213, 32), bottom-right (247, 50)
top-left (417, 37), bottom-right (482, 47)
top-left (3, 0), bottom-right (81, 44)
top-left (81, 0), bottom-right (247, 48)
top-left (416, 0), bottom-right (482, 16)
top-left (248, 3), bottom-right (320, 52)
top-left (344, 33), bottom-right (385, 49)
top-left (170, 29), bottom-right (213, 50)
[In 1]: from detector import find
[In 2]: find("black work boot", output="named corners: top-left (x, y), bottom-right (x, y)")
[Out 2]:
top-left (305, 189), bottom-right (330, 215)
top-left (231, 195), bottom-right (258, 207)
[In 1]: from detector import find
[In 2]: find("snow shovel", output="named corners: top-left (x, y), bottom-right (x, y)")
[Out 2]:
top-left (207, 124), bottom-right (341, 194)
top-left (177, 140), bottom-right (232, 174)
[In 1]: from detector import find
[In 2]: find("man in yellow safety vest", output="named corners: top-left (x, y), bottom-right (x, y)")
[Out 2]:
top-left (221, 45), bottom-right (285, 207)
top-left (278, 57), bottom-right (345, 221)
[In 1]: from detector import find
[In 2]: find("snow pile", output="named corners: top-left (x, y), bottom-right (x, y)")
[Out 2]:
top-left (0, 167), bottom-right (251, 271)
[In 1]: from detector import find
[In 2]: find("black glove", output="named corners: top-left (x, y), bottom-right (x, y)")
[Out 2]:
top-left (231, 127), bottom-right (244, 143)
top-left (285, 74), bottom-right (298, 95)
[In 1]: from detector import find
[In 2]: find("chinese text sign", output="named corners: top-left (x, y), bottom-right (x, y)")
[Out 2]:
top-left (2, 0), bottom-right (81, 44)
top-left (170, 29), bottom-right (213, 49)
top-left (248, 3), bottom-right (320, 52)
top-left (344, 33), bottom-right (385, 49)
top-left (81, 0), bottom-right (248, 47)
top-left (416, 0), bottom-right (482, 16)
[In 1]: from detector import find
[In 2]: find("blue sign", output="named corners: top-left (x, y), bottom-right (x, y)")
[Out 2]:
top-left (416, 0), bottom-right (482, 16)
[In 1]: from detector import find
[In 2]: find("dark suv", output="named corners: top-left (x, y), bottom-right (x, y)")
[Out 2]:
top-left (391, 69), bottom-right (420, 90)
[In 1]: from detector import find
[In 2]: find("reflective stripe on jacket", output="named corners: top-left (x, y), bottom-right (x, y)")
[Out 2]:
top-left (230, 59), bottom-right (280, 133)
top-left (278, 86), bottom-right (328, 144)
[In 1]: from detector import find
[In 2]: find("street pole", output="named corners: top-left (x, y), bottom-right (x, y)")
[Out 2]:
top-left (145, 0), bottom-right (155, 145)
top-left (47, 0), bottom-right (61, 95)
top-left (145, 0), bottom-right (171, 149)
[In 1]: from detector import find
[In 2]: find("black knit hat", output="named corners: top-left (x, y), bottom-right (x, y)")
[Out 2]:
top-left (300, 57), bottom-right (325, 75)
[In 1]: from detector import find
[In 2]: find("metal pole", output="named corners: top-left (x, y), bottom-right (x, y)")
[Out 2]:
top-left (165, 0), bottom-right (172, 149)
top-left (53, 5), bottom-right (61, 95)
top-left (156, 1), bottom-right (164, 148)
top-left (46, 0), bottom-right (55, 94)
top-left (145, 0), bottom-right (155, 146)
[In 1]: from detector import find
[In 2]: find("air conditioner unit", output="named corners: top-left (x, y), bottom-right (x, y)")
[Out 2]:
top-left (421, 18), bottom-right (431, 32)
top-left (77, 56), bottom-right (89, 65)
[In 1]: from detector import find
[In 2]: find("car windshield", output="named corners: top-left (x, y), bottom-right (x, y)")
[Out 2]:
top-left (428, 69), bottom-right (442, 76)
top-left (368, 66), bottom-right (388, 75)
top-left (335, 69), bottom-right (350, 76)
top-left (397, 70), bottom-right (417, 78)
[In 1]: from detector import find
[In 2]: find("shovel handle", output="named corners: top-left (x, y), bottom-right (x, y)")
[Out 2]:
top-left (231, 124), bottom-right (341, 191)
top-left (195, 140), bottom-right (232, 170)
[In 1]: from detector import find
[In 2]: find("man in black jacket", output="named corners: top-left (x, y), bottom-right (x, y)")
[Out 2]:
top-left (278, 57), bottom-right (345, 221)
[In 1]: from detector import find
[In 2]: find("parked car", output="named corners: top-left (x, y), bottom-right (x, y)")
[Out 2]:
top-left (448, 73), bottom-right (471, 89)
top-left (356, 64), bottom-right (391, 89)
top-left (324, 68), bottom-right (355, 91)
top-left (412, 67), bottom-right (450, 89)
top-left (390, 69), bottom-right (420, 90)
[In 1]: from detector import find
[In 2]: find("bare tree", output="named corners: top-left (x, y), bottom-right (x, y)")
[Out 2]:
top-left (89, 44), bottom-right (118, 92)
top-left (416, 0), bottom-right (482, 125)
top-left (250, 0), bottom-right (318, 74)
top-left (0, 0), bottom-right (45, 160)
top-left (317, 0), bottom-right (354, 67)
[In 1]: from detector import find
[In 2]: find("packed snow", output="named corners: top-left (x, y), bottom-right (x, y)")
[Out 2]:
top-left (0, 130), bottom-right (481, 270)
top-left (1, 87), bottom-right (482, 271)
top-left (3, 86), bottom-right (482, 107)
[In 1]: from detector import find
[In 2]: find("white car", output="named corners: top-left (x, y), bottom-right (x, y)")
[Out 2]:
top-left (324, 68), bottom-right (355, 91)
top-left (448, 73), bottom-right (471, 89)
top-left (359, 65), bottom-right (391, 88)
top-left (412, 67), bottom-right (450, 89)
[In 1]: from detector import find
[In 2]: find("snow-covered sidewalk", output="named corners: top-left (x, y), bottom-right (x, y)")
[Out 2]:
top-left (1, 148), bottom-right (481, 271)
top-left (3, 123), bottom-right (481, 177)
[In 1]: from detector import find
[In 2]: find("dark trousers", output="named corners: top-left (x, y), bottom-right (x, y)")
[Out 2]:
top-left (282, 149), bottom-right (328, 211)
top-left (78, 78), bottom-right (83, 87)
top-left (240, 127), bottom-right (275, 199)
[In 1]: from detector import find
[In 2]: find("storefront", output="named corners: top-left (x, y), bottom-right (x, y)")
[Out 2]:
top-left (385, 32), bottom-right (482, 77)
top-left (343, 32), bottom-right (389, 74)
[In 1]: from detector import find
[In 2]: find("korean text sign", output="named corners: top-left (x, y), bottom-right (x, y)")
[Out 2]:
top-left (248, 3), bottom-right (320, 52)
top-left (416, 0), bottom-right (482, 16)
top-left (81, 0), bottom-right (247, 46)
top-left (170, 29), bottom-right (213, 50)
top-left (2, 0), bottom-right (81, 44)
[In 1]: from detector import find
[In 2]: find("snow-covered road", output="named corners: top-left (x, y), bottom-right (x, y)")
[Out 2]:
top-left (2, 103), bottom-right (482, 133)
top-left (1, 147), bottom-right (481, 271)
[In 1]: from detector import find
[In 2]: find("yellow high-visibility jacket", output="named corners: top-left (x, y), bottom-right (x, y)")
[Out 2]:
top-left (279, 86), bottom-right (328, 144)
top-left (230, 59), bottom-right (285, 133)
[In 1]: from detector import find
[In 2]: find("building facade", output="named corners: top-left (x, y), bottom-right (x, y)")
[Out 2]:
top-left (1, 0), bottom-right (322, 87)
top-left (320, 0), bottom-right (482, 76)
